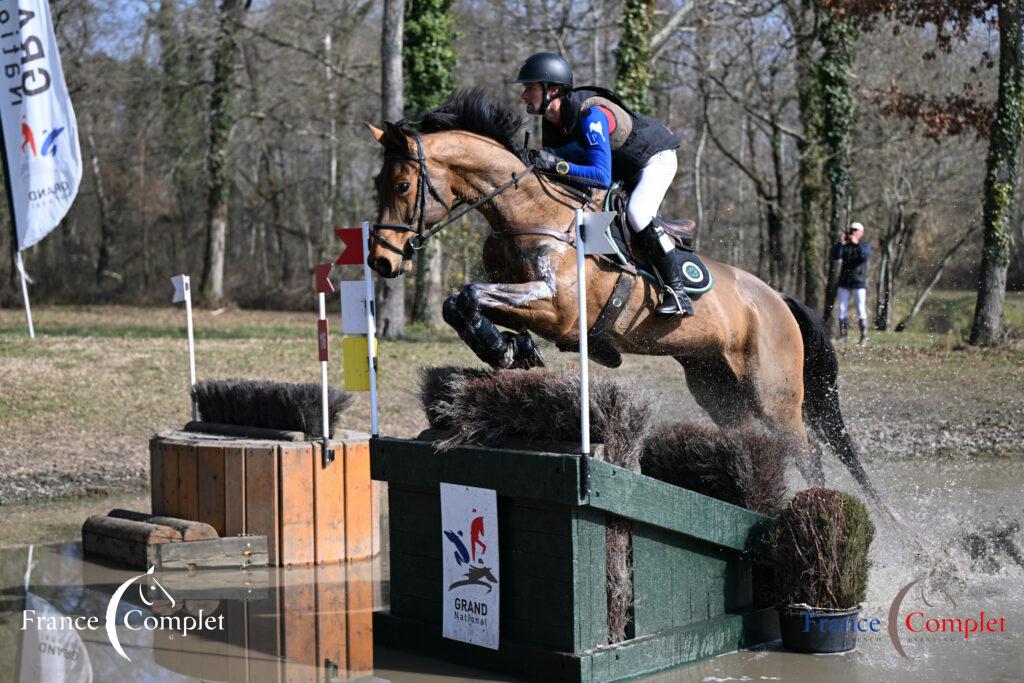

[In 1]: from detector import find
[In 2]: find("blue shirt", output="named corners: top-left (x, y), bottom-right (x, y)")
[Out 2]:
top-left (552, 107), bottom-right (612, 188)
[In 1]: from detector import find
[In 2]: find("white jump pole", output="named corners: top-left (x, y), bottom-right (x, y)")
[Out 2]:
top-left (362, 220), bottom-right (379, 437)
top-left (15, 252), bottom-right (34, 338)
top-left (575, 209), bottom-right (590, 457)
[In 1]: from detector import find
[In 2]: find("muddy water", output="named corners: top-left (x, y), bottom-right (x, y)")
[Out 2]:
top-left (0, 457), bottom-right (1020, 682)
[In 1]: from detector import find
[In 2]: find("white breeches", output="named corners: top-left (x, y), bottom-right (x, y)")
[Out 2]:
top-left (626, 149), bottom-right (678, 233)
top-left (838, 287), bottom-right (867, 321)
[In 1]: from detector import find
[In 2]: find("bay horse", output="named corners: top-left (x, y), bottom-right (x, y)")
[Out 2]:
top-left (366, 89), bottom-right (884, 507)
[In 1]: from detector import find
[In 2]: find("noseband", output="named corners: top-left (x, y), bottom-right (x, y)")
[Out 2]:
top-left (372, 129), bottom-right (534, 262)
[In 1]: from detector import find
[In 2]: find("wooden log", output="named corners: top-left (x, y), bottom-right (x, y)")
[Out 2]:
top-left (106, 509), bottom-right (219, 541)
top-left (83, 516), bottom-right (181, 544)
top-left (82, 515), bottom-right (182, 569)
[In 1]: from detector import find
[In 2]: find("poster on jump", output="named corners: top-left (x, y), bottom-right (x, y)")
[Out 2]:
top-left (440, 483), bottom-right (500, 650)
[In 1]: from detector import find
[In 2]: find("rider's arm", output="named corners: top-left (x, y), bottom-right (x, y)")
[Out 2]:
top-left (551, 107), bottom-right (612, 188)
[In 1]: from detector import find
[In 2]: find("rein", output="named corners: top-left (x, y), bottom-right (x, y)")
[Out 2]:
top-left (372, 129), bottom-right (535, 260)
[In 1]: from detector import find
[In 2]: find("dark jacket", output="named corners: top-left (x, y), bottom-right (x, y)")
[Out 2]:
top-left (833, 240), bottom-right (872, 289)
top-left (541, 86), bottom-right (680, 182)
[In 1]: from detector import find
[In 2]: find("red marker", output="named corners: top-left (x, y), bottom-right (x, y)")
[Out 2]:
top-left (335, 227), bottom-right (365, 266)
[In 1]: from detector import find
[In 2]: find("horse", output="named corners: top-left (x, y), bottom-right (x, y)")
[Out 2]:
top-left (365, 89), bottom-right (885, 508)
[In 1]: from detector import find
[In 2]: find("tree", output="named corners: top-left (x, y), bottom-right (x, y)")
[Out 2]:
top-left (817, 5), bottom-right (859, 328)
top-left (378, 0), bottom-right (406, 338)
top-left (404, 0), bottom-right (459, 328)
top-left (200, 0), bottom-right (247, 305)
top-left (971, 0), bottom-right (1023, 345)
top-left (615, 0), bottom-right (656, 112)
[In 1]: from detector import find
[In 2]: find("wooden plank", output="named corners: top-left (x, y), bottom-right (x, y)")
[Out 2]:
top-left (278, 444), bottom-right (315, 566)
top-left (246, 446), bottom-right (280, 566)
top-left (178, 443), bottom-right (200, 522)
top-left (162, 444), bottom-right (180, 518)
top-left (150, 437), bottom-right (165, 515)
top-left (280, 581), bottom-right (317, 682)
top-left (315, 564), bottom-right (347, 679)
top-left (153, 536), bottom-right (269, 570)
top-left (247, 569), bottom-right (282, 683)
top-left (371, 437), bottom-right (582, 504)
top-left (343, 440), bottom-right (372, 561)
top-left (313, 442), bottom-right (346, 564)
top-left (586, 458), bottom-right (773, 552)
top-left (198, 443), bottom-right (227, 535)
top-left (223, 445), bottom-right (246, 537)
top-left (572, 506), bottom-right (607, 651)
top-left (345, 565), bottom-right (374, 675)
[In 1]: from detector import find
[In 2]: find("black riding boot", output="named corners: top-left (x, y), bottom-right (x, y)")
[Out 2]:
top-left (636, 223), bottom-right (694, 317)
top-left (858, 320), bottom-right (868, 346)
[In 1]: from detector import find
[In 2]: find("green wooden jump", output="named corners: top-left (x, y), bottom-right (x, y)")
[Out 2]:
top-left (371, 436), bottom-right (779, 682)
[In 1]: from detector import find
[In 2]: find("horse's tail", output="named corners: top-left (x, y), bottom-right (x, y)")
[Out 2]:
top-left (782, 293), bottom-right (888, 511)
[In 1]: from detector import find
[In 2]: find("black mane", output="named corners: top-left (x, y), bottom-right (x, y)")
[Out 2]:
top-left (413, 88), bottom-right (524, 151)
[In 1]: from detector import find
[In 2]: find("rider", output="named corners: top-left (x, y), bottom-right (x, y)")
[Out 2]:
top-left (511, 51), bottom-right (693, 317)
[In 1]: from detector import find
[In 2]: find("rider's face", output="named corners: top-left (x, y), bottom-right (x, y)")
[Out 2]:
top-left (520, 83), bottom-right (543, 114)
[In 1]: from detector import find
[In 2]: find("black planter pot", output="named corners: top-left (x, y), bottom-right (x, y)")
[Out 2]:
top-left (778, 604), bottom-right (862, 653)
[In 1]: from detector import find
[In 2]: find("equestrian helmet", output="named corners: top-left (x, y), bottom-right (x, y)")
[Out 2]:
top-left (510, 52), bottom-right (574, 90)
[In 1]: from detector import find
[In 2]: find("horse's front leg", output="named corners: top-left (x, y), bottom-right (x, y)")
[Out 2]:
top-left (442, 281), bottom-right (556, 370)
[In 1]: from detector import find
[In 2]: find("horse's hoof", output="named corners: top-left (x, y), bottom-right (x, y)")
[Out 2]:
top-left (510, 331), bottom-right (545, 369)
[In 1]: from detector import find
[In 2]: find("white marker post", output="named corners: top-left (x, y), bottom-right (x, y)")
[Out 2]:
top-left (575, 210), bottom-right (590, 456)
top-left (314, 263), bottom-right (336, 467)
top-left (574, 211), bottom-right (618, 486)
top-left (362, 220), bottom-right (379, 436)
top-left (170, 275), bottom-right (197, 421)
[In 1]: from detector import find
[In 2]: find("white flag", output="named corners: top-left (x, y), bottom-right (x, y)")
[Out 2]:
top-left (0, 0), bottom-right (82, 251)
top-left (579, 211), bottom-right (617, 255)
top-left (170, 274), bottom-right (189, 303)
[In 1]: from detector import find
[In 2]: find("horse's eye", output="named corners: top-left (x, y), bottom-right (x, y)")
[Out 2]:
top-left (396, 181), bottom-right (411, 195)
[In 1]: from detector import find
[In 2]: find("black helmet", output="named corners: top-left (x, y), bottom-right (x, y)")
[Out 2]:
top-left (510, 52), bottom-right (574, 89)
top-left (510, 52), bottom-right (573, 116)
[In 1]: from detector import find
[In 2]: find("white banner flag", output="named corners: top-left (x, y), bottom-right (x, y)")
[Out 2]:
top-left (0, 0), bottom-right (82, 251)
top-left (440, 483), bottom-right (500, 650)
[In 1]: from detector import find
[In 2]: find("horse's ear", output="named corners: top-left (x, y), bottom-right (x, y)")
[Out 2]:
top-left (365, 122), bottom-right (386, 144)
top-left (383, 121), bottom-right (415, 155)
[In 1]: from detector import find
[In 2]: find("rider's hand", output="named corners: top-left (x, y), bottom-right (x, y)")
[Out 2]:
top-left (527, 148), bottom-right (567, 175)
top-left (839, 231), bottom-right (847, 244)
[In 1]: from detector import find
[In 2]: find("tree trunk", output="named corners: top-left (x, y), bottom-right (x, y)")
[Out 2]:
top-left (200, 0), bottom-right (245, 306)
top-left (787, 0), bottom-right (824, 310)
top-left (970, 0), bottom-right (1024, 346)
top-left (86, 123), bottom-right (114, 287)
top-left (378, 0), bottom-right (406, 338)
top-left (412, 239), bottom-right (444, 327)
top-left (817, 9), bottom-right (858, 329)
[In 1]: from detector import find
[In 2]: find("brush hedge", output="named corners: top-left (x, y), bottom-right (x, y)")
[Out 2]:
top-left (192, 379), bottom-right (353, 437)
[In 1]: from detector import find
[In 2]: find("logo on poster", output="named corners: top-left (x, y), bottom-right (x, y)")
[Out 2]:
top-left (444, 508), bottom-right (498, 624)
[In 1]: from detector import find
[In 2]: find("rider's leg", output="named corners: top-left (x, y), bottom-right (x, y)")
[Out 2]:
top-left (837, 287), bottom-right (850, 339)
top-left (855, 287), bottom-right (868, 344)
top-left (627, 149), bottom-right (693, 317)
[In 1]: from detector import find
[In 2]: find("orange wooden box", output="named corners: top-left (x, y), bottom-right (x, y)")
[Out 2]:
top-left (149, 430), bottom-right (378, 566)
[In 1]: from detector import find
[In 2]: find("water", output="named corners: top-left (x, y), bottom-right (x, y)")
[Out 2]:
top-left (0, 457), bottom-right (1020, 682)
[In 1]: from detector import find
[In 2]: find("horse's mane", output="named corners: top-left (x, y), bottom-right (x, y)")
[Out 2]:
top-left (410, 88), bottom-right (524, 152)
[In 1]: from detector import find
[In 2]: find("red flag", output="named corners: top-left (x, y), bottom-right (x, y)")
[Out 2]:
top-left (314, 263), bottom-right (335, 294)
top-left (335, 227), bottom-right (365, 265)
top-left (318, 319), bottom-right (329, 361)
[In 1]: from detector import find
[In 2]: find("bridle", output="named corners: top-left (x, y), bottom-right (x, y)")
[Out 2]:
top-left (372, 128), bottom-right (535, 261)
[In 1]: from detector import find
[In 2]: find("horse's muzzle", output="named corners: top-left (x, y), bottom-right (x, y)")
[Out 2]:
top-left (370, 256), bottom-right (399, 278)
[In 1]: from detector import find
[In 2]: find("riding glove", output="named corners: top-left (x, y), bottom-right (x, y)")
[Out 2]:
top-left (527, 148), bottom-right (570, 176)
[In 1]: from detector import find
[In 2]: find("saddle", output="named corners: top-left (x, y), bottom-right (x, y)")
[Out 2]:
top-left (601, 183), bottom-right (712, 295)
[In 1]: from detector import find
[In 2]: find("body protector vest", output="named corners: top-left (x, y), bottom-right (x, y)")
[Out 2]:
top-left (542, 86), bottom-right (680, 182)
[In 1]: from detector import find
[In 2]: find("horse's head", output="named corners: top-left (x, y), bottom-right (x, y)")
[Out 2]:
top-left (366, 122), bottom-right (455, 278)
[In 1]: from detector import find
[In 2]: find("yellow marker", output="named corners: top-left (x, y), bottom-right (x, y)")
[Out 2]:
top-left (342, 337), bottom-right (377, 391)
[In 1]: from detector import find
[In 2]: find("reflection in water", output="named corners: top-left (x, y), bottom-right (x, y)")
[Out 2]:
top-left (1, 544), bottom-right (376, 682)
